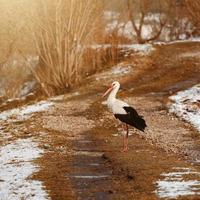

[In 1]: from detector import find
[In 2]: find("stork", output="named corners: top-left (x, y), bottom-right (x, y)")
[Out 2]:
top-left (102, 81), bottom-right (147, 152)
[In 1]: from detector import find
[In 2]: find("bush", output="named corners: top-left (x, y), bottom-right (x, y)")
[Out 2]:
top-left (30, 0), bottom-right (104, 96)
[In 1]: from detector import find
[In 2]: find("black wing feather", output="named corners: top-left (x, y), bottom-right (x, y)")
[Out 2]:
top-left (118, 106), bottom-right (147, 132)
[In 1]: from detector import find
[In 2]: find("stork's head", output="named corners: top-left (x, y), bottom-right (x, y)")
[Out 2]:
top-left (102, 81), bottom-right (120, 97)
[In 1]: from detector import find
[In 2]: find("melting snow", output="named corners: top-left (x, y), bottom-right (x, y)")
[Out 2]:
top-left (154, 37), bottom-right (200, 45)
top-left (155, 167), bottom-right (200, 199)
top-left (111, 65), bottom-right (131, 75)
top-left (89, 44), bottom-right (154, 56)
top-left (96, 64), bottom-right (132, 81)
top-left (103, 11), bottom-right (120, 20)
top-left (0, 100), bottom-right (54, 121)
top-left (169, 85), bottom-right (200, 132)
top-left (19, 80), bottom-right (36, 97)
top-left (0, 138), bottom-right (49, 200)
top-left (179, 51), bottom-right (200, 58)
top-left (119, 44), bottom-right (154, 55)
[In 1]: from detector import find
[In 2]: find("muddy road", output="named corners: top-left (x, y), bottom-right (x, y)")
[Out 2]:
top-left (1, 42), bottom-right (200, 200)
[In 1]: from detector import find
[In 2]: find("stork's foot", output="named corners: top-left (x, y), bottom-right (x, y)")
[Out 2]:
top-left (121, 146), bottom-right (129, 152)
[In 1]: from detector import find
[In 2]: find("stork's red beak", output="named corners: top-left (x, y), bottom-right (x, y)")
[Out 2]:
top-left (102, 85), bottom-right (113, 97)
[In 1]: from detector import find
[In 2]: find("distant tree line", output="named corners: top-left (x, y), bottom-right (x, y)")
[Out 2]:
top-left (110, 0), bottom-right (200, 43)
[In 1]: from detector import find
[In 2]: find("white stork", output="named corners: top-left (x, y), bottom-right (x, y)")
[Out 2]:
top-left (102, 81), bottom-right (147, 152)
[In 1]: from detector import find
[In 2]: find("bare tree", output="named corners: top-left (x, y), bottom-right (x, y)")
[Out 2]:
top-left (126, 0), bottom-right (168, 43)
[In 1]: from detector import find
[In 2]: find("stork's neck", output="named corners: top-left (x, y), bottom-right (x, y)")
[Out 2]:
top-left (107, 85), bottom-right (120, 103)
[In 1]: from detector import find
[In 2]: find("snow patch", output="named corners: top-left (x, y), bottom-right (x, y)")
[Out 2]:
top-left (96, 64), bottom-right (132, 81)
top-left (88, 44), bottom-right (112, 50)
top-left (88, 44), bottom-right (154, 55)
top-left (119, 44), bottom-right (154, 55)
top-left (49, 95), bottom-right (65, 101)
top-left (154, 37), bottom-right (200, 45)
top-left (0, 138), bottom-right (49, 200)
top-left (179, 51), bottom-right (200, 58)
top-left (112, 65), bottom-right (131, 75)
top-left (169, 85), bottom-right (200, 132)
top-left (155, 167), bottom-right (200, 199)
top-left (0, 100), bottom-right (54, 121)
top-left (19, 80), bottom-right (36, 97)
top-left (103, 11), bottom-right (120, 21)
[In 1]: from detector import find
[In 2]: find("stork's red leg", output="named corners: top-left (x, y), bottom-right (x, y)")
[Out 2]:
top-left (121, 123), bottom-right (126, 152)
top-left (124, 124), bottom-right (129, 151)
top-left (121, 123), bottom-right (129, 152)
top-left (122, 123), bottom-right (125, 150)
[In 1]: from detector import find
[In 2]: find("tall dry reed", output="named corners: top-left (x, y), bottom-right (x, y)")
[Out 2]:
top-left (29, 0), bottom-right (103, 96)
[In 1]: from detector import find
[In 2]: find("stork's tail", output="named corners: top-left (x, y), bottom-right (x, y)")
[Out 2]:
top-left (123, 106), bottom-right (147, 132)
top-left (136, 116), bottom-right (147, 132)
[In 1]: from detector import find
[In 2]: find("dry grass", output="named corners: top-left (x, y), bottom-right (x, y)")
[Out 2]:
top-left (82, 46), bottom-right (120, 76)
top-left (26, 0), bottom-right (104, 96)
top-left (82, 21), bottom-right (132, 76)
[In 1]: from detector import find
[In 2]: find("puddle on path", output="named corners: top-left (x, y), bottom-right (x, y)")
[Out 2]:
top-left (70, 150), bottom-right (104, 157)
top-left (69, 175), bottom-right (110, 179)
top-left (67, 135), bottom-right (113, 200)
top-left (155, 167), bottom-right (200, 199)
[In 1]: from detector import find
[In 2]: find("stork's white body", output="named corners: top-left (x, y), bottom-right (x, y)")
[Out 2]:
top-left (107, 98), bottom-right (129, 115)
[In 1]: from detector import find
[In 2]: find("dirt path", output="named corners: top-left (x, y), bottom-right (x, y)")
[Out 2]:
top-left (35, 93), bottom-right (200, 200)
top-left (1, 42), bottom-right (200, 200)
